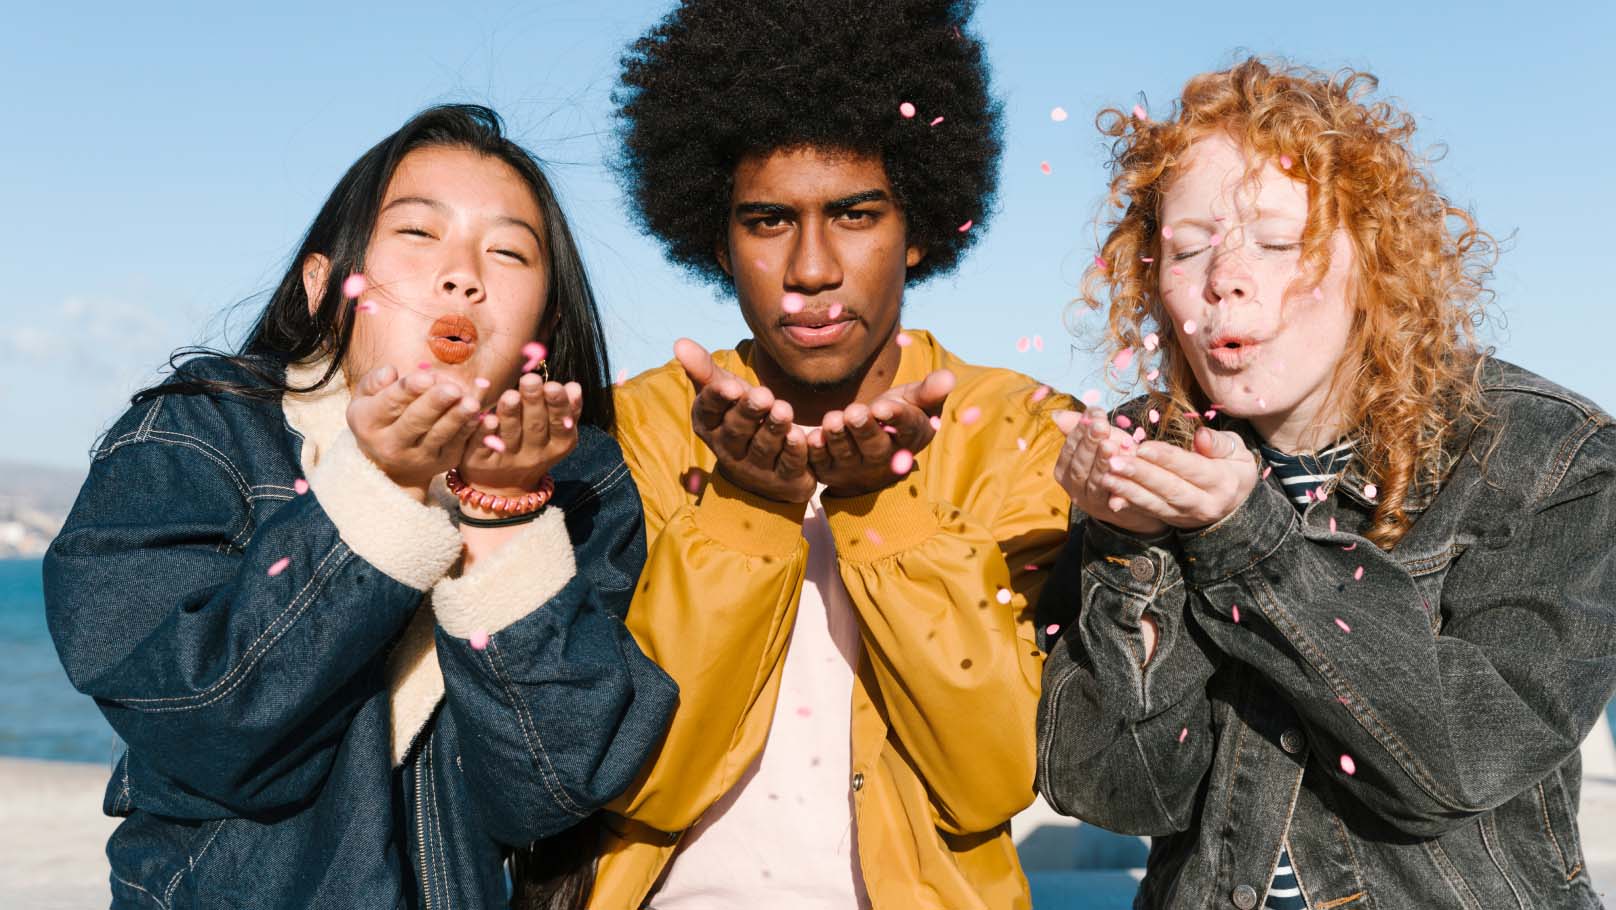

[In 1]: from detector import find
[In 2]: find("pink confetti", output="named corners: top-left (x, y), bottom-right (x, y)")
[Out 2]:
top-left (957, 220), bottom-right (973, 233)
top-left (1024, 563), bottom-right (1040, 571)
top-left (1329, 517), bottom-right (1337, 533)
top-left (958, 405), bottom-right (982, 425)
top-left (1342, 542), bottom-right (1358, 551)
top-left (1031, 384), bottom-right (1051, 402)
top-left (929, 116), bottom-right (944, 126)
top-left (342, 273), bottom-right (368, 299)
top-left (1033, 335), bottom-right (1045, 351)
top-left (615, 369), bottom-right (628, 386)
top-left (1081, 389), bottom-right (1101, 406)
top-left (267, 556), bottom-right (291, 577)
top-left (1353, 565), bottom-right (1365, 581)
top-left (1178, 727), bottom-right (1189, 744)
top-left (1204, 409), bottom-right (1217, 420)
top-left (1016, 336), bottom-right (1031, 353)
top-left (1363, 484), bottom-right (1378, 499)
top-left (929, 415), bottom-right (942, 430)
top-left (1339, 753), bottom-right (1356, 776)
top-left (896, 331), bottom-right (913, 347)
top-left (1257, 397), bottom-right (1268, 408)
top-left (483, 434), bottom-right (507, 453)
top-left (782, 292), bottom-right (806, 314)
top-left (1146, 368), bottom-right (1161, 381)
top-left (293, 478), bottom-right (309, 495)
top-left (882, 424), bottom-right (898, 435)
top-left (1144, 332), bottom-right (1160, 351)
top-left (1094, 255), bottom-right (1108, 271)
top-left (899, 101), bottom-right (917, 118)
top-left (1313, 287), bottom-right (1325, 300)
top-left (1209, 233), bottom-right (1223, 247)
top-left (1280, 154), bottom-right (1294, 170)
top-left (1232, 604), bottom-right (1241, 623)
top-left (1335, 617), bottom-right (1352, 633)
top-left (1148, 408), bottom-right (1161, 424)
top-left (521, 342), bottom-right (547, 373)
top-left (865, 528), bottom-right (884, 546)
top-left (1131, 104), bottom-right (1148, 121)
top-left (796, 705), bottom-right (813, 718)
top-left (417, 361), bottom-right (432, 371)
top-left (890, 449), bottom-right (915, 475)
top-left (355, 300), bottom-right (378, 314)
top-left (1017, 437), bottom-right (1028, 451)
top-left (1140, 257), bottom-right (1154, 263)
top-left (1161, 225), bottom-right (1174, 240)
top-left (1132, 427), bottom-right (1146, 442)
top-left (1050, 106), bottom-right (1069, 122)
top-left (685, 472), bottom-right (705, 495)
top-left (562, 416), bottom-right (574, 430)
top-left (469, 631), bottom-right (490, 651)
top-left (473, 377), bottom-right (491, 389)
top-left (1182, 320), bottom-right (1198, 335)
top-left (1045, 623), bottom-right (1061, 636)
top-left (1115, 414), bottom-right (1133, 429)
top-left (1107, 454), bottom-right (1127, 472)
top-left (1039, 161), bottom-right (1052, 175)
top-left (828, 302), bottom-right (843, 320)
top-left (996, 587), bottom-right (1013, 605)
top-left (1262, 465), bottom-right (1273, 479)
top-left (1112, 347), bottom-right (1135, 371)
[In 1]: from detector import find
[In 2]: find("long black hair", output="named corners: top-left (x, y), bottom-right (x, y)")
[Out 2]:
top-left (135, 103), bottom-right (615, 430)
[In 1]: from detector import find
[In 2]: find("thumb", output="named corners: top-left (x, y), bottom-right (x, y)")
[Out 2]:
top-left (354, 365), bottom-right (397, 398)
top-left (674, 338), bottom-right (718, 387)
top-left (1052, 409), bottom-right (1084, 436)
top-left (904, 369), bottom-right (956, 412)
top-left (1195, 427), bottom-right (1243, 459)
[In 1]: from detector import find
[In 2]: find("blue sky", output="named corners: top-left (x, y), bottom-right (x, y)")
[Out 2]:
top-left (5, 0), bottom-right (1613, 469)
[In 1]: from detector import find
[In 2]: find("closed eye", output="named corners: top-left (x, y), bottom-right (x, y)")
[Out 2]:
top-left (493, 248), bottom-right (529, 264)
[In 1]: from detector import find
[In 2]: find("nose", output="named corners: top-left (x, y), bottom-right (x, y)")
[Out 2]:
top-left (438, 243), bottom-right (486, 305)
top-left (1206, 247), bottom-right (1255, 307)
top-left (784, 219), bottom-right (843, 294)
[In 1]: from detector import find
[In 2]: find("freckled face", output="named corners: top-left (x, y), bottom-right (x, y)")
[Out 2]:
top-left (1157, 134), bottom-right (1356, 445)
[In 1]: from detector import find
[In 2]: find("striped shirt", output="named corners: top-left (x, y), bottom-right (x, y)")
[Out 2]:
top-left (1253, 439), bottom-right (1355, 910)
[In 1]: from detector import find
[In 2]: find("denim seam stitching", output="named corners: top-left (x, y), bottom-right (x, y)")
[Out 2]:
top-left (1422, 839), bottom-right (1482, 910)
top-left (1127, 725), bottom-right (1180, 829)
top-left (1535, 780), bottom-right (1571, 880)
top-left (1478, 812), bottom-right (1531, 909)
top-left (113, 543), bottom-right (350, 707)
top-left (111, 871), bottom-right (167, 909)
top-left (162, 819), bottom-right (224, 906)
top-left (425, 745), bottom-right (452, 910)
top-left (143, 430), bottom-right (255, 502)
top-left (1214, 677), bottom-right (1253, 890)
top-left (1033, 658), bottom-right (1084, 818)
top-left (1532, 416), bottom-right (1598, 505)
top-left (485, 639), bottom-right (588, 817)
top-left (1327, 811), bottom-right (1370, 908)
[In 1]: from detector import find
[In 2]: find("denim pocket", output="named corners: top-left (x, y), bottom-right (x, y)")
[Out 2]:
top-left (1536, 770), bottom-right (1587, 882)
top-left (107, 811), bottom-right (225, 909)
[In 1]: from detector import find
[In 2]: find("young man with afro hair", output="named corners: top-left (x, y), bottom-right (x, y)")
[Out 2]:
top-left (597, 2), bottom-right (1073, 907)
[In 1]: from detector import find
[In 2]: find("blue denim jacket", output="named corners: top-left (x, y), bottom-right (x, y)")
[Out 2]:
top-left (1037, 359), bottom-right (1616, 909)
top-left (43, 356), bottom-right (677, 909)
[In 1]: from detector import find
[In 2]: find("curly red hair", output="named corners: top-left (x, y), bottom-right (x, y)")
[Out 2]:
top-left (1077, 58), bottom-right (1496, 548)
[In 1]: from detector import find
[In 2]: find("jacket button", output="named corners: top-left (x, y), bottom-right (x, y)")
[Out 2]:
top-left (851, 772), bottom-right (865, 791)
top-left (1128, 556), bottom-right (1154, 582)
top-left (1281, 727), bottom-right (1306, 755)
top-left (1231, 884), bottom-right (1258, 909)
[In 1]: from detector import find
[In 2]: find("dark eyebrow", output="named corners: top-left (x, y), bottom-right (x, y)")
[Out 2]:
top-left (824, 189), bottom-right (889, 212)
top-left (734, 201), bottom-right (793, 218)
top-left (380, 196), bottom-right (543, 247)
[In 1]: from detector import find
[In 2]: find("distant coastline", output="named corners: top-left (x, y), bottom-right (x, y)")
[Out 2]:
top-left (0, 460), bottom-right (83, 558)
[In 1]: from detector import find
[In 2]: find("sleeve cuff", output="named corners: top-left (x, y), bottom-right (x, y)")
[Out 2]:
top-left (691, 472), bottom-right (805, 557)
top-left (1082, 520), bottom-right (1180, 622)
top-left (432, 506), bottom-right (577, 639)
top-left (306, 430), bottom-right (462, 591)
top-left (1176, 476), bottom-right (1296, 586)
top-left (822, 477), bottom-right (940, 562)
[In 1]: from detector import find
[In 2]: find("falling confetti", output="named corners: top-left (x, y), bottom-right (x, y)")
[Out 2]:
top-left (1140, 257), bottom-right (1154, 264)
top-left (342, 273), bottom-right (368, 299)
top-left (796, 705), bottom-right (813, 718)
top-left (1146, 368), bottom-right (1161, 381)
top-left (1342, 542), bottom-right (1358, 551)
top-left (890, 449), bottom-right (915, 475)
top-left (1313, 287), bottom-right (1325, 300)
top-left (958, 220), bottom-right (974, 232)
top-left (782, 292), bottom-right (806, 314)
top-left (1133, 427), bottom-right (1146, 442)
top-left (562, 417), bottom-right (575, 430)
top-left (293, 478), bottom-right (309, 495)
top-left (521, 342), bottom-right (547, 373)
top-left (469, 631), bottom-right (490, 651)
top-left (899, 101), bottom-right (917, 118)
top-left (418, 361), bottom-right (432, 371)
top-left (1050, 106), bottom-right (1069, 122)
top-left (474, 377), bottom-right (491, 389)
top-left (1209, 233), bottom-right (1223, 246)
top-left (996, 587), bottom-right (1013, 605)
top-left (828, 302), bottom-right (844, 320)
top-left (1039, 161), bottom-right (1052, 175)
top-left (1335, 617), bottom-right (1352, 633)
top-left (929, 415), bottom-right (943, 430)
top-left (1017, 437), bottom-right (1028, 451)
top-left (1162, 225), bottom-right (1174, 240)
top-left (1231, 604), bottom-right (1241, 623)
top-left (1094, 254), bottom-right (1108, 271)
top-left (1353, 565), bottom-right (1364, 581)
top-left (896, 331), bottom-right (913, 347)
top-left (483, 434), bottom-right (507, 453)
top-left (1033, 335), bottom-right (1045, 351)
top-left (865, 528), bottom-right (884, 546)
top-left (1045, 623), bottom-right (1061, 636)
top-left (615, 369), bottom-right (628, 386)
top-left (1148, 408), bottom-right (1161, 424)
top-left (1131, 104), bottom-right (1148, 121)
top-left (356, 300), bottom-right (378, 314)
top-left (1183, 320), bottom-right (1198, 335)
top-left (1339, 753), bottom-right (1357, 776)
top-left (1115, 414), bottom-right (1133, 429)
top-left (1178, 727), bottom-right (1189, 744)
top-left (930, 116), bottom-right (944, 126)
top-left (958, 405), bottom-right (982, 425)
top-left (1031, 384), bottom-right (1051, 402)
top-left (267, 556), bottom-right (291, 577)
top-left (1280, 154), bottom-right (1294, 170)
top-left (1363, 484), bottom-right (1378, 499)
top-left (1017, 337), bottom-right (1031, 353)
top-left (1329, 517), bottom-right (1337, 533)
top-left (1170, 266), bottom-right (1184, 276)
top-left (1144, 332), bottom-right (1160, 351)
top-left (1112, 347), bottom-right (1136, 371)
top-left (1262, 465), bottom-right (1273, 479)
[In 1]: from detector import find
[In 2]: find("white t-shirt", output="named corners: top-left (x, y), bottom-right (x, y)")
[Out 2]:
top-left (651, 486), bottom-right (871, 909)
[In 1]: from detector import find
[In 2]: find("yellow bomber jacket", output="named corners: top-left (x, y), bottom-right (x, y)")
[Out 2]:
top-left (593, 329), bottom-right (1074, 909)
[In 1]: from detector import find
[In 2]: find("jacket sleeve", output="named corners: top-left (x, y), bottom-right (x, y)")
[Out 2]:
top-left (43, 410), bottom-right (461, 818)
top-left (604, 392), bottom-right (810, 833)
top-left (1177, 424), bottom-right (1616, 839)
top-left (432, 452), bottom-right (678, 845)
top-left (1035, 519), bottom-right (1222, 836)
top-left (820, 415), bottom-right (1071, 834)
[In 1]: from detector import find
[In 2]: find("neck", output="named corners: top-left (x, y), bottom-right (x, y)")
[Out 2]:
top-left (1250, 392), bottom-right (1351, 454)
top-left (752, 331), bottom-right (904, 426)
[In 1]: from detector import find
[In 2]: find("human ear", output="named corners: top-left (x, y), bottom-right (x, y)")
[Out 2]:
top-left (302, 253), bottom-right (332, 317)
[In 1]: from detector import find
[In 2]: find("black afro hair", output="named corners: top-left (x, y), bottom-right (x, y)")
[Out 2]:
top-left (614, 0), bottom-right (1003, 288)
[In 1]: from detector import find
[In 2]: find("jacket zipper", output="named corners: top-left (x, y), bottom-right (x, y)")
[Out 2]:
top-left (415, 751), bottom-right (436, 910)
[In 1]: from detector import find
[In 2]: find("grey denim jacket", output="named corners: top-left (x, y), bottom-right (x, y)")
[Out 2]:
top-left (1036, 358), bottom-right (1616, 909)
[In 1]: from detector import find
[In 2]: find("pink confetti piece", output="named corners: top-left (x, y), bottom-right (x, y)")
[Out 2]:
top-left (1132, 426), bottom-right (1146, 442)
top-left (418, 361), bottom-right (433, 371)
top-left (1182, 320), bottom-right (1197, 335)
top-left (828, 302), bottom-right (843, 320)
top-left (1209, 233), bottom-right (1223, 247)
top-left (996, 587), bottom-right (1013, 605)
top-left (1024, 563), bottom-right (1040, 571)
top-left (562, 416), bottom-right (574, 430)
top-left (1112, 347), bottom-right (1135, 371)
top-left (958, 220), bottom-right (974, 232)
top-left (355, 300), bottom-right (378, 314)
top-left (1045, 623), bottom-right (1061, 636)
top-left (1132, 104), bottom-right (1148, 121)
top-left (1279, 154), bottom-right (1294, 170)
top-left (1329, 517), bottom-right (1337, 533)
top-left (469, 630), bottom-right (490, 651)
top-left (483, 434), bottom-right (506, 453)
top-left (1107, 454), bottom-right (1127, 472)
top-left (896, 331), bottom-right (913, 347)
top-left (1050, 106), bottom-right (1069, 122)
top-left (796, 705), bottom-right (813, 718)
top-left (293, 478), bottom-right (309, 495)
top-left (342, 273), bottom-right (368, 299)
top-left (1148, 408), bottom-right (1161, 424)
top-left (1232, 604), bottom-right (1241, 623)
top-left (899, 101), bottom-right (917, 118)
top-left (1031, 384), bottom-right (1051, 403)
top-left (958, 405), bottom-right (982, 425)
top-left (473, 377), bottom-right (491, 389)
top-left (615, 369), bottom-right (628, 386)
top-left (685, 472), bottom-right (706, 495)
top-left (1363, 484), bottom-right (1378, 499)
top-left (1262, 465), bottom-right (1273, 479)
top-left (1140, 256), bottom-right (1154, 263)
top-left (1257, 397), bottom-right (1268, 408)
top-left (1094, 254), bottom-right (1108, 271)
top-left (1081, 389), bottom-right (1101, 406)
top-left (865, 528), bottom-right (884, 546)
top-left (521, 342), bottom-right (547, 372)
top-left (1313, 287), bottom-right (1324, 300)
top-left (1342, 542), bottom-right (1358, 551)
top-left (1353, 565), bottom-right (1365, 581)
top-left (1017, 336), bottom-right (1031, 353)
top-left (267, 556), bottom-right (291, 577)
top-left (782, 292), bottom-right (806, 314)
top-left (929, 415), bottom-right (942, 430)
top-left (1039, 161), bottom-right (1052, 175)
top-left (890, 449), bottom-right (915, 475)
top-left (1146, 368), bottom-right (1160, 381)
top-left (1335, 617), bottom-right (1352, 633)
top-left (881, 424), bottom-right (898, 435)
top-left (1339, 753), bottom-right (1356, 776)
top-left (1033, 335), bottom-right (1044, 351)
top-left (1161, 225), bottom-right (1174, 240)
top-left (929, 116), bottom-right (944, 126)
top-left (1178, 727), bottom-right (1189, 744)
top-left (1115, 414), bottom-right (1133, 429)
top-left (1204, 409), bottom-right (1218, 420)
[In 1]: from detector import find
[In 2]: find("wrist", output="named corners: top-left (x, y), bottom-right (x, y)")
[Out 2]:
top-left (447, 469), bottom-right (555, 520)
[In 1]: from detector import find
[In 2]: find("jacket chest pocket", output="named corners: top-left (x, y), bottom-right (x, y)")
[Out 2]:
top-left (1397, 546), bottom-right (1461, 636)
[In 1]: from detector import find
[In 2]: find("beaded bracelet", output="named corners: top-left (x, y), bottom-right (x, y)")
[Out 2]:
top-left (445, 469), bottom-right (555, 516)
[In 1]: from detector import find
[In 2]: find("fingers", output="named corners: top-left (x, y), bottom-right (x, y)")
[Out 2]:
top-left (1106, 447), bottom-right (1199, 513)
top-left (1052, 408), bottom-right (1084, 436)
top-left (355, 365), bottom-right (398, 399)
top-left (518, 373), bottom-right (550, 449)
top-left (1136, 438), bottom-right (1228, 490)
top-left (692, 380), bottom-right (743, 432)
top-left (396, 379), bottom-right (467, 445)
top-left (1196, 427), bottom-right (1245, 461)
top-left (673, 338), bottom-right (718, 387)
top-left (820, 410), bottom-right (859, 463)
top-left (746, 399), bottom-right (794, 469)
top-left (777, 427), bottom-right (809, 479)
top-left (900, 369), bottom-right (956, 413)
top-left (842, 403), bottom-right (893, 460)
top-left (494, 388), bottom-right (524, 451)
top-left (548, 382), bottom-right (581, 443)
top-left (715, 385), bottom-right (773, 460)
